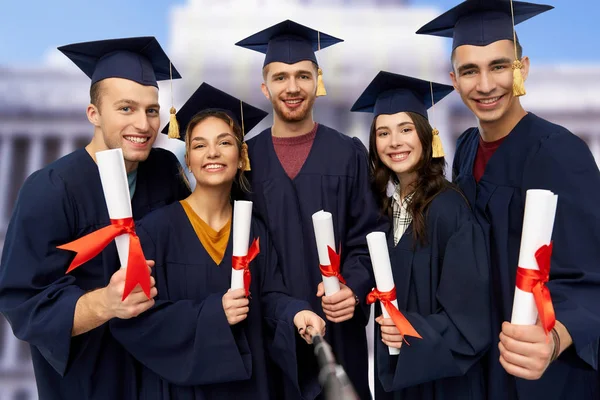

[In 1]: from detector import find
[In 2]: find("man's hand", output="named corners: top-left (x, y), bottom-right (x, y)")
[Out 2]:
top-left (499, 320), bottom-right (571, 380)
top-left (101, 260), bottom-right (158, 320)
top-left (316, 282), bottom-right (357, 323)
top-left (72, 260), bottom-right (157, 336)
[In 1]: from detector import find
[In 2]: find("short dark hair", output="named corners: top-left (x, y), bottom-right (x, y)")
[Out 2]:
top-left (90, 81), bottom-right (104, 108)
top-left (451, 38), bottom-right (523, 65)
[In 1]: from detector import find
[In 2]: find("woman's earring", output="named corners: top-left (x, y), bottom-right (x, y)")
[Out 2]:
top-left (238, 162), bottom-right (243, 169)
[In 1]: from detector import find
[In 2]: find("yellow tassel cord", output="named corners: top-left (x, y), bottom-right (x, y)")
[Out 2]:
top-left (432, 129), bottom-right (445, 158)
top-left (429, 81), bottom-right (444, 158)
top-left (510, 0), bottom-right (526, 97)
top-left (315, 32), bottom-right (327, 97)
top-left (167, 61), bottom-right (180, 139)
top-left (168, 107), bottom-right (180, 139)
top-left (512, 60), bottom-right (526, 97)
top-left (239, 100), bottom-right (251, 171)
top-left (316, 68), bottom-right (327, 97)
top-left (241, 143), bottom-right (251, 171)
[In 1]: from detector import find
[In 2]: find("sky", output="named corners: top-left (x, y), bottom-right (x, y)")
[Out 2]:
top-left (1, 0), bottom-right (598, 66)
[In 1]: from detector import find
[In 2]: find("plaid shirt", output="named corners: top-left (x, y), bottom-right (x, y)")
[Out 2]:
top-left (392, 187), bottom-right (413, 246)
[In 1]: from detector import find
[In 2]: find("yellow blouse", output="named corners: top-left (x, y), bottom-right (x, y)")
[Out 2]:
top-left (180, 200), bottom-right (231, 265)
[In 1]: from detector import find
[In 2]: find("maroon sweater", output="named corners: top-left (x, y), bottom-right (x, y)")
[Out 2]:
top-left (272, 123), bottom-right (318, 179)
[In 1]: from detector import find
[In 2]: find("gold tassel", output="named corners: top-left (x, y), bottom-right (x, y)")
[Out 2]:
top-left (431, 128), bottom-right (445, 158)
top-left (316, 68), bottom-right (327, 97)
top-left (241, 142), bottom-right (251, 171)
top-left (512, 60), bottom-right (526, 97)
top-left (168, 107), bottom-right (180, 139)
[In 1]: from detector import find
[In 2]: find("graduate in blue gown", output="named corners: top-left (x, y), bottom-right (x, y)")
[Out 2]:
top-left (351, 71), bottom-right (490, 399)
top-left (236, 20), bottom-right (385, 399)
top-left (0, 37), bottom-right (190, 400)
top-left (110, 82), bottom-right (326, 400)
top-left (418, 1), bottom-right (600, 398)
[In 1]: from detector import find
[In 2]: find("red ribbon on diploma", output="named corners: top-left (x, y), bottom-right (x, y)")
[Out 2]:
top-left (319, 245), bottom-right (346, 285)
top-left (367, 287), bottom-right (422, 344)
top-left (232, 238), bottom-right (260, 297)
top-left (516, 242), bottom-right (556, 334)
top-left (57, 217), bottom-right (150, 301)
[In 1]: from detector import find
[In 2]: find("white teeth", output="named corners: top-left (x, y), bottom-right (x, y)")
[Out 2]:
top-left (391, 153), bottom-right (409, 161)
top-left (479, 97), bottom-right (500, 104)
top-left (285, 99), bottom-right (302, 104)
top-left (125, 136), bottom-right (148, 144)
top-left (204, 164), bottom-right (224, 170)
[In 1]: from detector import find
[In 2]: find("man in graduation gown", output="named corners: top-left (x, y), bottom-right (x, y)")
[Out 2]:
top-left (0, 37), bottom-right (190, 400)
top-left (236, 20), bottom-right (385, 399)
top-left (418, 1), bottom-right (600, 398)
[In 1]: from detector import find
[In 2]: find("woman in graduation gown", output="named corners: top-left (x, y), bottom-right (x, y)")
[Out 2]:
top-left (351, 72), bottom-right (491, 399)
top-left (110, 83), bottom-right (325, 400)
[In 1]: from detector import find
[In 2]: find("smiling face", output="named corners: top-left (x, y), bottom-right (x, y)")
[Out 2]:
top-left (185, 115), bottom-right (242, 190)
top-left (374, 111), bottom-right (423, 185)
top-left (87, 78), bottom-right (160, 165)
top-left (261, 60), bottom-right (317, 123)
top-left (450, 40), bottom-right (529, 126)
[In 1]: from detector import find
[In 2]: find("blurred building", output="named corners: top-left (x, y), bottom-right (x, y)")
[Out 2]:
top-left (0, 0), bottom-right (598, 398)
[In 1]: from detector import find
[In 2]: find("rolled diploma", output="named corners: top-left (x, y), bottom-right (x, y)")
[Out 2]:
top-left (312, 210), bottom-right (341, 295)
top-left (367, 232), bottom-right (400, 355)
top-left (511, 189), bottom-right (558, 325)
top-left (96, 149), bottom-right (133, 269)
top-left (231, 200), bottom-right (253, 290)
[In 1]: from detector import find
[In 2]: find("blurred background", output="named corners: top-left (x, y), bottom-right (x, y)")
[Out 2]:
top-left (1, 0), bottom-right (598, 398)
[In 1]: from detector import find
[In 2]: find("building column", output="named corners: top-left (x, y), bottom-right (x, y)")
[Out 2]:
top-left (25, 136), bottom-right (44, 179)
top-left (0, 136), bottom-right (14, 226)
top-left (588, 134), bottom-right (600, 169)
top-left (0, 319), bottom-right (19, 370)
top-left (59, 135), bottom-right (76, 158)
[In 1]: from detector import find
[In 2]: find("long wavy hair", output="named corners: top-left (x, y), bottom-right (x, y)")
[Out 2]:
top-left (369, 111), bottom-right (451, 246)
top-left (183, 110), bottom-right (250, 199)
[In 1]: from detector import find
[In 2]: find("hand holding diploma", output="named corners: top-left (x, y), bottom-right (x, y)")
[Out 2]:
top-left (222, 288), bottom-right (250, 325)
top-left (231, 200), bottom-right (260, 297)
top-left (58, 148), bottom-right (150, 301)
top-left (366, 232), bottom-right (421, 353)
top-left (103, 260), bottom-right (158, 319)
top-left (502, 189), bottom-right (572, 380)
top-left (317, 282), bottom-right (357, 323)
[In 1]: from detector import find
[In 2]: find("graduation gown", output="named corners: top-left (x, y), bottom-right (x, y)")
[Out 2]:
top-left (110, 202), bottom-right (318, 400)
top-left (246, 124), bottom-right (386, 400)
top-left (374, 188), bottom-right (490, 400)
top-left (0, 148), bottom-right (190, 400)
top-left (453, 113), bottom-right (600, 399)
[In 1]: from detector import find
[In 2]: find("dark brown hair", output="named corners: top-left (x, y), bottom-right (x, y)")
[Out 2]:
top-left (451, 37), bottom-right (523, 66)
top-left (184, 110), bottom-right (250, 197)
top-left (90, 81), bottom-right (103, 108)
top-left (369, 112), bottom-right (451, 246)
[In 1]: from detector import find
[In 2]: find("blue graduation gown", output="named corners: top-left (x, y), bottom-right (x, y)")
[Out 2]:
top-left (453, 113), bottom-right (600, 399)
top-left (110, 202), bottom-right (318, 400)
top-left (0, 148), bottom-right (190, 400)
top-left (246, 124), bottom-right (386, 400)
top-left (374, 188), bottom-right (490, 400)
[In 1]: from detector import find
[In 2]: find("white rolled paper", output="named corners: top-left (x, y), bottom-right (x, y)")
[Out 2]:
top-left (312, 210), bottom-right (341, 295)
top-left (511, 189), bottom-right (558, 325)
top-left (367, 231), bottom-right (400, 355)
top-left (96, 149), bottom-right (133, 269)
top-left (231, 200), bottom-right (253, 291)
